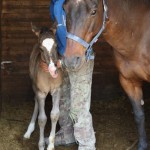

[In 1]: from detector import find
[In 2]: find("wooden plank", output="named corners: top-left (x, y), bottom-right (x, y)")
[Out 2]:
top-left (2, 13), bottom-right (51, 21)
top-left (1, 47), bottom-right (32, 54)
top-left (2, 45), bottom-right (34, 51)
top-left (2, 17), bottom-right (51, 22)
top-left (2, 54), bottom-right (30, 62)
top-left (1, 20), bottom-right (51, 27)
top-left (2, 6), bottom-right (49, 14)
top-left (2, 38), bottom-right (36, 45)
top-left (3, 0), bottom-right (50, 7)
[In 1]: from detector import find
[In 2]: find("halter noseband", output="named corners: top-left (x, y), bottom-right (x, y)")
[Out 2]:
top-left (66, 0), bottom-right (108, 60)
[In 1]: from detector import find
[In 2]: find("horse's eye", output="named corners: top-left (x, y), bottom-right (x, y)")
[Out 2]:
top-left (91, 10), bottom-right (97, 16)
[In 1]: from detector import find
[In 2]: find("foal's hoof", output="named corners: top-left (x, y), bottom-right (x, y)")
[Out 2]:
top-left (39, 142), bottom-right (45, 150)
top-left (45, 138), bottom-right (55, 150)
top-left (23, 132), bottom-right (31, 139)
top-left (47, 145), bottom-right (54, 150)
top-left (45, 137), bottom-right (49, 145)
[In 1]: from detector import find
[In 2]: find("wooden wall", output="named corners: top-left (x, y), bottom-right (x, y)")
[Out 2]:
top-left (1, 0), bottom-right (121, 101)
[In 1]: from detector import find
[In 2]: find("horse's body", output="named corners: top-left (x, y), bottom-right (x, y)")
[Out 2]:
top-left (24, 25), bottom-right (62, 150)
top-left (63, 0), bottom-right (150, 149)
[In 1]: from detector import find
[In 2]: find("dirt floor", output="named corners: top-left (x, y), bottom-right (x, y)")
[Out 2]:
top-left (0, 95), bottom-right (150, 150)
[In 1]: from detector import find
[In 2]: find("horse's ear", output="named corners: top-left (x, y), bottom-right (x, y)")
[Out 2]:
top-left (31, 22), bottom-right (40, 37)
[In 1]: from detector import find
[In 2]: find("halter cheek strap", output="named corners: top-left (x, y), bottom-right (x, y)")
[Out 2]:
top-left (66, 32), bottom-right (89, 48)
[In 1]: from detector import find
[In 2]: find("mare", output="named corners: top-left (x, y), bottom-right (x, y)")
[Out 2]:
top-left (62, 0), bottom-right (150, 149)
top-left (24, 24), bottom-right (63, 150)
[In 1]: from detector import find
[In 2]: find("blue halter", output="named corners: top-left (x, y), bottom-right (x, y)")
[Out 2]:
top-left (50, 0), bottom-right (108, 60)
top-left (50, 0), bottom-right (67, 55)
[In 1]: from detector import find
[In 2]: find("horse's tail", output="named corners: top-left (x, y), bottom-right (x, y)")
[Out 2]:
top-left (29, 43), bottom-right (40, 82)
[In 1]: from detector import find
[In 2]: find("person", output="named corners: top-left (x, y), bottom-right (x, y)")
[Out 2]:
top-left (49, 0), bottom-right (96, 149)
top-left (55, 59), bottom-right (96, 150)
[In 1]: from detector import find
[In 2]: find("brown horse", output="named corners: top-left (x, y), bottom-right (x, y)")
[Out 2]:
top-left (62, 0), bottom-right (150, 150)
top-left (24, 24), bottom-right (63, 150)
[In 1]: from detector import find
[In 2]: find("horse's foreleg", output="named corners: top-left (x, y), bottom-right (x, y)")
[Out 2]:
top-left (24, 97), bottom-right (38, 139)
top-left (47, 88), bottom-right (61, 150)
top-left (120, 75), bottom-right (148, 150)
top-left (37, 91), bottom-right (47, 150)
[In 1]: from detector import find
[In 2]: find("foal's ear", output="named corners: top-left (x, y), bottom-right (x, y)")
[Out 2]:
top-left (31, 22), bottom-right (40, 37)
top-left (50, 22), bottom-right (57, 34)
top-left (50, 27), bottom-right (56, 34)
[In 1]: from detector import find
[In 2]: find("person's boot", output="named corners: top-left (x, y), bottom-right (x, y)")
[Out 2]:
top-left (54, 127), bottom-right (76, 146)
top-left (45, 127), bottom-right (76, 146)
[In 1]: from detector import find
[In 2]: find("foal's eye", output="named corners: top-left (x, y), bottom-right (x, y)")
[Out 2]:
top-left (91, 10), bottom-right (97, 16)
top-left (40, 46), bottom-right (44, 51)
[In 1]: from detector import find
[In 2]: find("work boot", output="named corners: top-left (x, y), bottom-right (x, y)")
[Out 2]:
top-left (45, 127), bottom-right (76, 146)
top-left (54, 127), bottom-right (76, 146)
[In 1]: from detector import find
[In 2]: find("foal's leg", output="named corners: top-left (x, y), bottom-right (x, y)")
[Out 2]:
top-left (37, 91), bottom-right (47, 150)
top-left (47, 88), bottom-right (61, 150)
top-left (24, 96), bottom-right (38, 139)
top-left (120, 75), bottom-right (148, 150)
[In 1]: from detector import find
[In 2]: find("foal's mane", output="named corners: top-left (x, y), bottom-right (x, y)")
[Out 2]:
top-left (29, 43), bottom-right (41, 82)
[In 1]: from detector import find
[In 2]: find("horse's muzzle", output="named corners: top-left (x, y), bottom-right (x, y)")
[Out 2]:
top-left (62, 56), bottom-right (85, 71)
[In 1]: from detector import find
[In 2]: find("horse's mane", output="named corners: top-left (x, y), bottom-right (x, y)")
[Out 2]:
top-left (123, 0), bottom-right (150, 7)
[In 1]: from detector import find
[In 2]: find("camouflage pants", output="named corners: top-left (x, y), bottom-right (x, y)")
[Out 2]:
top-left (59, 60), bottom-right (96, 150)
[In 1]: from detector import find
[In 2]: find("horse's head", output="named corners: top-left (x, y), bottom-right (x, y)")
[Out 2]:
top-left (31, 23), bottom-right (59, 78)
top-left (63, 0), bottom-right (104, 70)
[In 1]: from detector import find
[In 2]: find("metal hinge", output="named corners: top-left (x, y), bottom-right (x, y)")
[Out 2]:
top-left (1, 61), bottom-right (13, 69)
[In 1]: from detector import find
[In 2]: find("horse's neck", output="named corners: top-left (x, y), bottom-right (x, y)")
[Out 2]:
top-left (103, 0), bottom-right (149, 53)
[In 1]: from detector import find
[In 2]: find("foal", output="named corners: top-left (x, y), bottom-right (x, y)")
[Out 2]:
top-left (24, 24), bottom-right (62, 150)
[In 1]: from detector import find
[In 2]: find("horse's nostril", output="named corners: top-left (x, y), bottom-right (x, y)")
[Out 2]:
top-left (63, 56), bottom-right (85, 70)
top-left (75, 57), bottom-right (81, 65)
top-left (77, 57), bottom-right (80, 60)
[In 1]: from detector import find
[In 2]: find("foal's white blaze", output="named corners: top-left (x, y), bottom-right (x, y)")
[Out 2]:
top-left (42, 38), bottom-right (54, 53)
